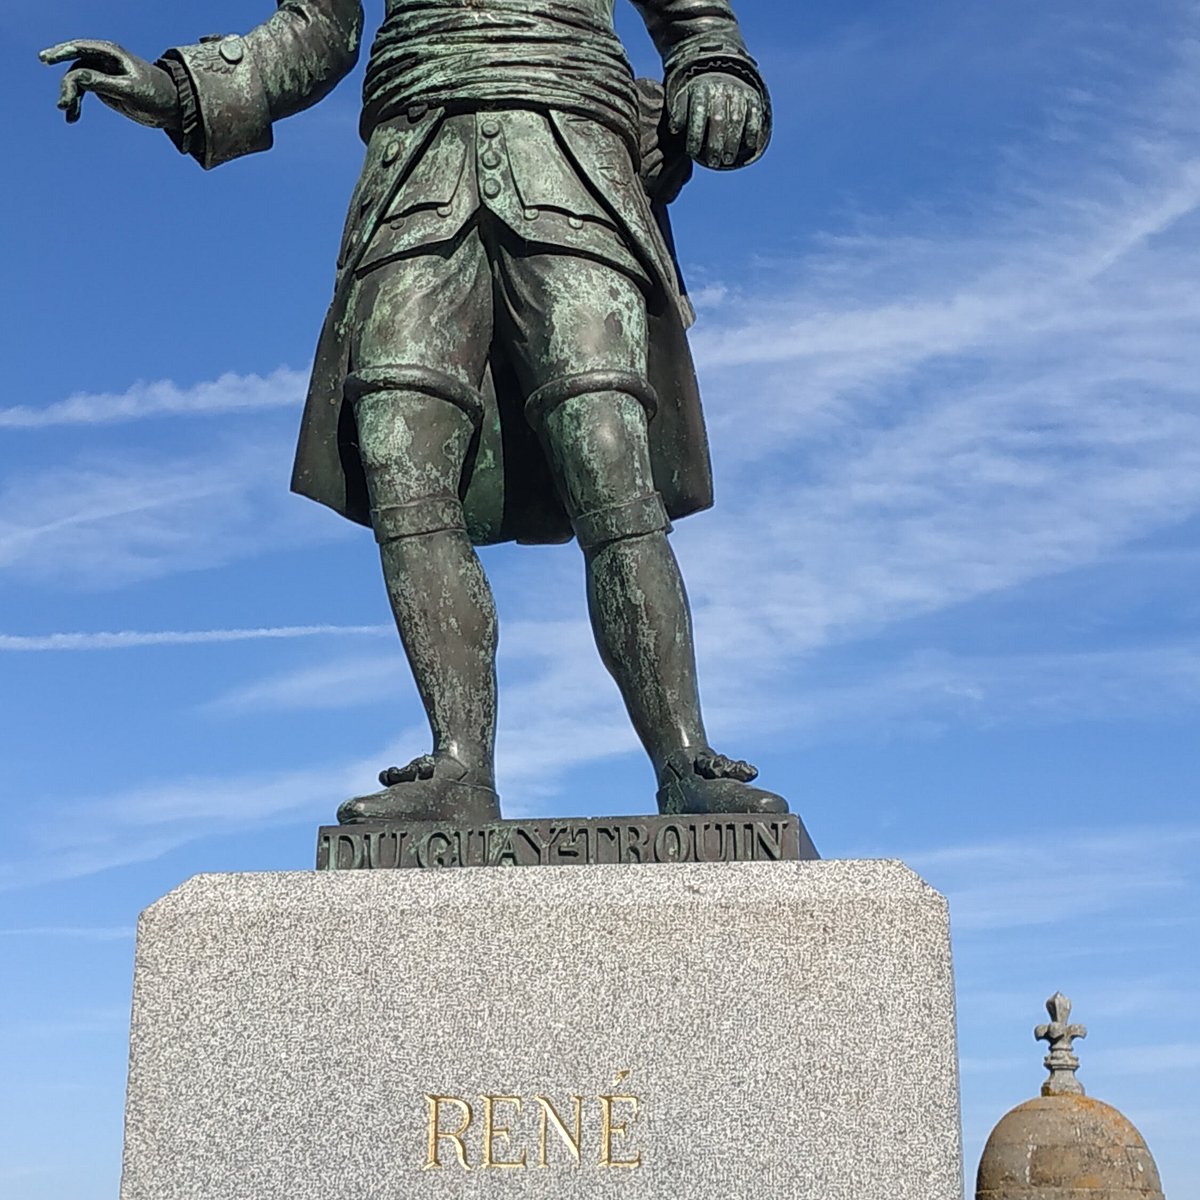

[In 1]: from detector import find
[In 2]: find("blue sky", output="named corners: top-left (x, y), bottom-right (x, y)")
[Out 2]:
top-left (3, 0), bottom-right (1198, 1195)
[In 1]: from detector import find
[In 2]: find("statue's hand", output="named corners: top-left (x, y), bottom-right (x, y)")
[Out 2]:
top-left (669, 72), bottom-right (766, 170)
top-left (40, 40), bottom-right (181, 131)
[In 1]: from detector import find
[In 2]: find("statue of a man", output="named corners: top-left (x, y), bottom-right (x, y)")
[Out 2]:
top-left (43, 0), bottom-right (788, 823)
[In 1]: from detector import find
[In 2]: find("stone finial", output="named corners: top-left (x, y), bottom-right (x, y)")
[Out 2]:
top-left (1034, 992), bottom-right (1087, 1096)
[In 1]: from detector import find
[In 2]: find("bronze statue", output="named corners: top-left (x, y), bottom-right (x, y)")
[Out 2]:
top-left (42, 0), bottom-right (788, 824)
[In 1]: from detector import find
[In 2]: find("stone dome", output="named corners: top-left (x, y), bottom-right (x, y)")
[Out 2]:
top-left (975, 994), bottom-right (1165, 1200)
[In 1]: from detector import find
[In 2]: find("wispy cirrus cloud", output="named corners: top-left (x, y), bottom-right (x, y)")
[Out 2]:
top-left (672, 34), bottom-right (1200, 695)
top-left (905, 825), bottom-right (1200, 933)
top-left (0, 433), bottom-right (346, 587)
top-left (198, 627), bottom-right (1200, 743)
top-left (0, 926), bottom-right (134, 941)
top-left (9, 8), bottom-right (1200, 892)
top-left (0, 368), bottom-right (306, 429)
top-left (0, 759), bottom-right (371, 893)
top-left (0, 625), bottom-right (389, 652)
top-left (203, 652), bottom-right (400, 712)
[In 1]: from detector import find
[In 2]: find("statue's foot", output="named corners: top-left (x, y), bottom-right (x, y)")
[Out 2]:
top-left (656, 747), bottom-right (788, 816)
top-left (338, 753), bottom-right (500, 824)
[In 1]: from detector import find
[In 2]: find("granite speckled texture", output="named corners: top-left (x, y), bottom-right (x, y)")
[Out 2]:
top-left (119, 860), bottom-right (963, 1199)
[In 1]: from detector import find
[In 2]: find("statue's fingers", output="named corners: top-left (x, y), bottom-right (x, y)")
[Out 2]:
top-left (57, 71), bottom-right (86, 122)
top-left (686, 92), bottom-right (710, 160)
top-left (40, 42), bottom-right (83, 66)
top-left (40, 39), bottom-right (125, 69)
top-left (743, 98), bottom-right (766, 155)
top-left (702, 93), bottom-right (730, 168)
top-left (722, 93), bottom-right (748, 165)
top-left (668, 90), bottom-right (688, 136)
top-left (62, 65), bottom-right (133, 112)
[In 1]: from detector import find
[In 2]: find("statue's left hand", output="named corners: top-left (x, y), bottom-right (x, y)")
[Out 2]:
top-left (40, 40), bottom-right (181, 130)
top-left (669, 72), bottom-right (766, 170)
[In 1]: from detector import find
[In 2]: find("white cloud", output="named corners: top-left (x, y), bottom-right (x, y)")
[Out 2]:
top-left (0, 625), bottom-right (390, 652)
top-left (0, 758), bottom-right (374, 892)
top-left (0, 926), bottom-right (134, 940)
top-left (0, 368), bottom-right (306, 429)
top-left (906, 826), bottom-right (1200, 933)
top-left (1092, 1041), bottom-right (1200, 1075)
top-left (699, 641), bottom-right (1200, 744)
top-left (204, 652), bottom-right (401, 712)
top-left (0, 433), bottom-right (344, 587)
top-left (9, 11), bottom-right (1200, 891)
top-left (668, 39), bottom-right (1200, 701)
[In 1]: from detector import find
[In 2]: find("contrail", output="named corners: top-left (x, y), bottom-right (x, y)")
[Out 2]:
top-left (0, 625), bottom-right (391, 651)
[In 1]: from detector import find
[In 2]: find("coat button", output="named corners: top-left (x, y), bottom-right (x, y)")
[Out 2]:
top-left (480, 119), bottom-right (500, 138)
top-left (480, 149), bottom-right (501, 170)
top-left (219, 37), bottom-right (244, 64)
top-left (523, 207), bottom-right (539, 220)
top-left (437, 204), bottom-right (453, 217)
top-left (382, 141), bottom-right (401, 166)
top-left (568, 216), bottom-right (584, 229)
top-left (483, 178), bottom-right (501, 199)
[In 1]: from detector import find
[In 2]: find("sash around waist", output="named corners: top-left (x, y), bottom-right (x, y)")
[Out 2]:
top-left (361, 0), bottom-right (640, 150)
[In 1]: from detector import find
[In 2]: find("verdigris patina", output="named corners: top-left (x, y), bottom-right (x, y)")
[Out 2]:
top-left (317, 813), bottom-right (818, 870)
top-left (42, 0), bottom-right (787, 826)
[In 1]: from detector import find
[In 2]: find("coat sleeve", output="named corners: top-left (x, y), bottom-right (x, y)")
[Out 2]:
top-left (157, 1), bottom-right (364, 170)
top-left (629, 0), bottom-right (771, 163)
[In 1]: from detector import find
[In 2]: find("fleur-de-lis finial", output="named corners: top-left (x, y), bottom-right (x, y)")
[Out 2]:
top-left (1034, 992), bottom-right (1087, 1096)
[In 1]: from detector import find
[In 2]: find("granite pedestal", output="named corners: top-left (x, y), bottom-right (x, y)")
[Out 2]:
top-left (118, 860), bottom-right (963, 1199)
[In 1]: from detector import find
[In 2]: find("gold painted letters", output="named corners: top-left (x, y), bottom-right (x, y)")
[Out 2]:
top-left (423, 1094), bottom-right (474, 1170)
top-left (419, 1087), bottom-right (642, 1170)
top-left (598, 1094), bottom-right (642, 1168)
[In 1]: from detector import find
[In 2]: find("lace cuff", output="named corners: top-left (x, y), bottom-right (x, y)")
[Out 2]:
top-left (157, 54), bottom-right (205, 163)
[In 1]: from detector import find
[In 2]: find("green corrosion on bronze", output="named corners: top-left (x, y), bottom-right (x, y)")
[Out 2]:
top-left (42, 0), bottom-right (796, 826)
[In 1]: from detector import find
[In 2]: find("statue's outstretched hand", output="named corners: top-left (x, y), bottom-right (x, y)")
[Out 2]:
top-left (40, 41), bottom-right (181, 131)
top-left (669, 73), bottom-right (765, 170)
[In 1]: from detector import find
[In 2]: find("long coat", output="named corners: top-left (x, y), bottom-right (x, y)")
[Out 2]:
top-left (162, 0), bottom-right (770, 545)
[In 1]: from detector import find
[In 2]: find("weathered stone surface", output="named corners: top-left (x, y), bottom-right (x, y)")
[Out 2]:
top-left (317, 813), bottom-right (818, 870)
top-left (976, 994), bottom-right (1164, 1199)
top-left (119, 860), bottom-right (962, 1200)
top-left (976, 1094), bottom-right (1164, 1199)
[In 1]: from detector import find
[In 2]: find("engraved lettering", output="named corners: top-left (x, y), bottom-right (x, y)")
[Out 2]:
top-left (334, 832), bottom-right (364, 870)
top-left (516, 827), bottom-right (545, 863)
top-left (524, 825), bottom-right (568, 865)
top-left (363, 830), bottom-right (383, 868)
top-left (622, 823), bottom-right (649, 863)
top-left (423, 1095), bottom-right (473, 1170)
top-left (653, 822), bottom-right (688, 862)
top-left (550, 826), bottom-right (582, 862)
top-left (534, 1095), bottom-right (582, 1167)
top-left (364, 828), bottom-right (404, 868)
top-left (461, 827), bottom-right (485, 867)
top-left (317, 814), bottom-right (809, 870)
top-left (595, 825), bottom-right (619, 864)
top-left (598, 1094), bottom-right (642, 1168)
top-left (481, 1096), bottom-right (526, 1169)
top-left (486, 827), bottom-right (519, 866)
top-left (415, 831), bottom-right (455, 868)
top-left (717, 821), bottom-right (739, 861)
top-left (755, 820), bottom-right (784, 861)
